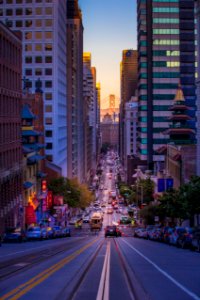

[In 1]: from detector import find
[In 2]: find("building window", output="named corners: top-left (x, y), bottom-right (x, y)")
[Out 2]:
top-left (46, 155), bottom-right (53, 162)
top-left (45, 44), bottom-right (52, 51)
top-left (6, 0), bottom-right (13, 3)
top-left (25, 56), bottom-right (32, 63)
top-left (45, 56), bottom-right (52, 63)
top-left (16, 0), bottom-right (22, 3)
top-left (0, 9), bottom-right (3, 16)
top-left (35, 32), bottom-right (42, 39)
top-left (16, 8), bottom-right (23, 15)
top-left (45, 81), bottom-right (52, 88)
top-left (45, 93), bottom-right (52, 100)
top-left (6, 9), bottom-right (13, 15)
top-left (35, 20), bottom-right (42, 27)
top-left (26, 0), bottom-right (32, 3)
top-left (35, 56), bottom-right (42, 63)
top-left (25, 32), bottom-right (32, 40)
top-left (25, 44), bottom-right (32, 51)
top-left (45, 68), bottom-right (52, 75)
top-left (25, 20), bottom-right (32, 27)
top-left (35, 68), bottom-right (42, 76)
top-left (45, 117), bottom-right (52, 125)
top-left (45, 105), bottom-right (52, 112)
top-left (35, 7), bottom-right (42, 15)
top-left (45, 130), bottom-right (52, 137)
top-left (45, 7), bottom-right (52, 15)
top-left (45, 19), bottom-right (53, 26)
top-left (35, 44), bottom-right (42, 51)
top-left (45, 32), bottom-right (52, 39)
top-left (16, 20), bottom-right (23, 27)
top-left (25, 69), bottom-right (32, 76)
top-left (26, 8), bottom-right (32, 15)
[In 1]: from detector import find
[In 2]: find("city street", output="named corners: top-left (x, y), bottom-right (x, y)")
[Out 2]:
top-left (0, 157), bottom-right (200, 300)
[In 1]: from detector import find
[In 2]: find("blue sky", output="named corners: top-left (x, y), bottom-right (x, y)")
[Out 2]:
top-left (79, 0), bottom-right (137, 108)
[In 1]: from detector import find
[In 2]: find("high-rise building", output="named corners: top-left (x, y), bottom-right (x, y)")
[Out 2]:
top-left (0, 0), bottom-right (68, 176)
top-left (83, 53), bottom-right (98, 182)
top-left (67, 0), bottom-right (84, 182)
top-left (0, 22), bottom-right (23, 233)
top-left (196, 0), bottom-right (200, 176)
top-left (119, 49), bottom-right (138, 165)
top-left (137, 0), bottom-right (196, 172)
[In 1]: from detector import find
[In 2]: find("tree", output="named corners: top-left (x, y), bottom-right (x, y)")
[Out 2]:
top-left (139, 178), bottom-right (155, 204)
top-left (179, 176), bottom-right (200, 226)
top-left (158, 188), bottom-right (188, 225)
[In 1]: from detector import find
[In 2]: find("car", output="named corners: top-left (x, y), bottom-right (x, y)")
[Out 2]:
top-left (83, 216), bottom-right (90, 223)
top-left (176, 227), bottom-right (196, 249)
top-left (169, 227), bottom-right (186, 246)
top-left (46, 226), bottom-right (54, 239)
top-left (53, 226), bottom-right (63, 238)
top-left (119, 216), bottom-right (131, 225)
top-left (62, 227), bottom-right (71, 237)
top-left (106, 207), bottom-right (113, 214)
top-left (105, 225), bottom-right (121, 237)
top-left (26, 227), bottom-right (43, 240)
top-left (4, 227), bottom-right (27, 243)
top-left (191, 229), bottom-right (200, 251)
top-left (69, 218), bottom-right (78, 225)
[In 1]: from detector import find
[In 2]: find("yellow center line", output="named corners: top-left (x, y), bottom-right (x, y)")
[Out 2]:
top-left (1, 238), bottom-right (99, 300)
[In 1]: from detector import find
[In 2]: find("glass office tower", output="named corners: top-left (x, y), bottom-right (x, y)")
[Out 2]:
top-left (137, 0), bottom-right (196, 171)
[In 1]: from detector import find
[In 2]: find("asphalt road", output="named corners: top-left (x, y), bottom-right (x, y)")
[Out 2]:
top-left (0, 154), bottom-right (200, 300)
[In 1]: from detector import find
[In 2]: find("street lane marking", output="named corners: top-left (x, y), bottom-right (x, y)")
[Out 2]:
top-left (1, 238), bottom-right (99, 300)
top-left (122, 239), bottom-right (200, 300)
top-left (96, 241), bottom-right (110, 300)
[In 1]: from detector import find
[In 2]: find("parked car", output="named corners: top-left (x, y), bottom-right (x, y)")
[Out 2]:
top-left (119, 216), bottom-right (131, 225)
top-left (169, 227), bottom-right (186, 246)
top-left (176, 227), bottom-right (195, 249)
top-left (62, 227), bottom-right (71, 237)
top-left (46, 226), bottom-right (54, 239)
top-left (105, 225), bottom-right (121, 237)
top-left (53, 226), bottom-right (63, 238)
top-left (191, 228), bottom-right (200, 252)
top-left (26, 227), bottom-right (43, 240)
top-left (4, 227), bottom-right (26, 243)
top-left (83, 216), bottom-right (90, 223)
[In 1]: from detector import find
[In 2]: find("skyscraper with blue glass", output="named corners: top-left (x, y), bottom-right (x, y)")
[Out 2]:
top-left (137, 0), bottom-right (196, 172)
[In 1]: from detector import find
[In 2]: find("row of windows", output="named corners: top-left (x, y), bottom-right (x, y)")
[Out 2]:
top-left (153, 7), bottom-right (179, 13)
top-left (4, 19), bottom-right (53, 28)
top-left (153, 0), bottom-right (178, 2)
top-left (0, 7), bottom-right (52, 16)
top-left (139, 94), bottom-right (175, 100)
top-left (22, 80), bottom-right (53, 88)
top-left (153, 18), bottom-right (179, 24)
top-left (153, 50), bottom-right (180, 56)
top-left (139, 116), bottom-right (170, 122)
top-left (25, 43), bottom-right (52, 51)
top-left (25, 68), bottom-right (52, 76)
top-left (25, 56), bottom-right (52, 63)
top-left (153, 39), bottom-right (179, 45)
top-left (139, 83), bottom-right (178, 89)
top-left (25, 31), bottom-right (53, 40)
top-left (140, 127), bottom-right (167, 133)
top-left (139, 105), bottom-right (170, 111)
top-left (140, 61), bottom-right (180, 68)
top-left (0, 0), bottom-right (52, 3)
top-left (153, 29), bottom-right (179, 34)
top-left (140, 72), bottom-right (179, 79)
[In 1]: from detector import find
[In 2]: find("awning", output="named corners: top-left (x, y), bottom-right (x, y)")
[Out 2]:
top-left (21, 104), bottom-right (36, 119)
top-left (22, 130), bottom-right (42, 136)
top-left (23, 181), bottom-right (33, 189)
top-left (24, 143), bottom-right (45, 151)
top-left (28, 154), bottom-right (45, 164)
top-left (172, 153), bottom-right (181, 161)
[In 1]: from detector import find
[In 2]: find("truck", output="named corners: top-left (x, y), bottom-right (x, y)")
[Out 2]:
top-left (90, 212), bottom-right (103, 230)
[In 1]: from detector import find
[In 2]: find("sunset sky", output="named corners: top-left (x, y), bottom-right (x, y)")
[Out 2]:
top-left (79, 0), bottom-right (137, 108)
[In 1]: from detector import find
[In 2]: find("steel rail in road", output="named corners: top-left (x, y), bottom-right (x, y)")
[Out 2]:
top-left (0, 237), bottom-right (100, 300)
top-left (0, 237), bottom-right (87, 280)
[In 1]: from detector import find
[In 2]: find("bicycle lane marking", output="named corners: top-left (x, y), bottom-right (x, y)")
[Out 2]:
top-left (1, 238), bottom-right (100, 300)
top-left (121, 239), bottom-right (200, 300)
